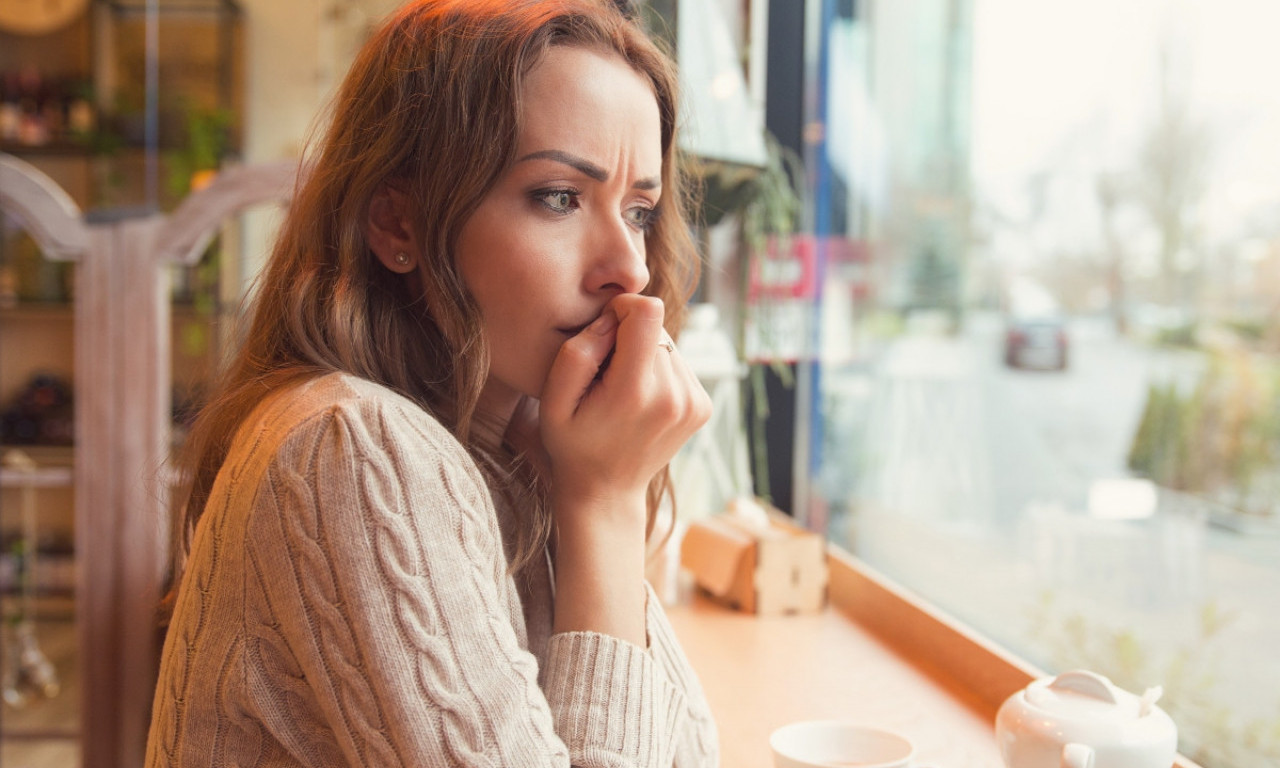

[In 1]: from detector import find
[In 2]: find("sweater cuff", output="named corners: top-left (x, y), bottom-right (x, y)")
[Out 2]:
top-left (543, 631), bottom-right (685, 768)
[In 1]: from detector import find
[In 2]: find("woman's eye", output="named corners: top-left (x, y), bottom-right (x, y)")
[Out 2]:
top-left (534, 189), bottom-right (578, 214)
top-left (625, 205), bottom-right (658, 232)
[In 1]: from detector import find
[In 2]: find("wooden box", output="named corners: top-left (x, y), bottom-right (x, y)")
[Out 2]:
top-left (679, 500), bottom-right (828, 615)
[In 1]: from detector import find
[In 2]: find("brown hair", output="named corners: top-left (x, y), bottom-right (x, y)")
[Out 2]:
top-left (166, 0), bottom-right (699, 598)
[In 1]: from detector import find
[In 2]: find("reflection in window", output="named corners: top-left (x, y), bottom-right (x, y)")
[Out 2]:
top-left (805, 2), bottom-right (1280, 766)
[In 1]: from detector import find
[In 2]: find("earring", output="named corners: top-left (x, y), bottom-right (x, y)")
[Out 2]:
top-left (393, 252), bottom-right (411, 267)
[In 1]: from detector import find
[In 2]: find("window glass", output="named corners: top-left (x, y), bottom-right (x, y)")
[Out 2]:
top-left (806, 2), bottom-right (1280, 766)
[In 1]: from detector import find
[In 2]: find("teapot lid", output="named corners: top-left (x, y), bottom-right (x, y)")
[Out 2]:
top-left (1025, 670), bottom-right (1163, 721)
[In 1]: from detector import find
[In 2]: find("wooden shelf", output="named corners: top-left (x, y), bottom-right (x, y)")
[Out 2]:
top-left (0, 142), bottom-right (94, 158)
top-left (0, 445), bottom-right (74, 465)
top-left (1, 300), bottom-right (232, 320)
top-left (0, 303), bottom-right (75, 321)
top-left (0, 465), bottom-right (73, 489)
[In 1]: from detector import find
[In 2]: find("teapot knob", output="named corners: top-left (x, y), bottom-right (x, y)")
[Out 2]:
top-left (1062, 743), bottom-right (1095, 768)
top-left (1046, 670), bottom-right (1119, 704)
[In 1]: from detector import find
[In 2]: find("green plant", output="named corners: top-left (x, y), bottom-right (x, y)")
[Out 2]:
top-left (739, 134), bottom-right (805, 257)
top-left (737, 133), bottom-right (804, 505)
top-left (1127, 381), bottom-right (1188, 487)
top-left (165, 103), bottom-right (234, 203)
top-left (1154, 321), bottom-right (1199, 348)
top-left (1128, 350), bottom-right (1280, 517)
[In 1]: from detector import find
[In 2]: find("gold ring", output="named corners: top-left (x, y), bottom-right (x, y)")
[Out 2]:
top-left (659, 340), bottom-right (675, 353)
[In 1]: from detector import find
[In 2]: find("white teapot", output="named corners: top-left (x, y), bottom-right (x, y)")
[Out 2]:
top-left (995, 670), bottom-right (1178, 768)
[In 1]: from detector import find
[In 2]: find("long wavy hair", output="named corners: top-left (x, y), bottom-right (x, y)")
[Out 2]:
top-left (166, 0), bottom-right (699, 601)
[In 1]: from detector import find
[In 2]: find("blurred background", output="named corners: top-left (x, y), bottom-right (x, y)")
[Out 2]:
top-left (788, 4), bottom-right (1280, 768)
top-left (2, 1), bottom-right (1278, 766)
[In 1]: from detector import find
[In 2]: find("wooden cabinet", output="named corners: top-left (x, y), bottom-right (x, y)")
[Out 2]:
top-left (1, 14), bottom-right (90, 622)
top-left (2, 3), bottom-right (247, 766)
top-left (2, 152), bottom-right (295, 768)
top-left (0, 155), bottom-right (86, 768)
top-left (0, 309), bottom-right (76, 594)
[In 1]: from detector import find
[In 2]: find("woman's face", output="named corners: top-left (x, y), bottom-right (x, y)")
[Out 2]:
top-left (456, 45), bottom-right (662, 415)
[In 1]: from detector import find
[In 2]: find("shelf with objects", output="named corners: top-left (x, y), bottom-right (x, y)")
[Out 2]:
top-left (1, 148), bottom-right (290, 768)
top-left (0, 158), bottom-right (85, 768)
top-left (0, 44), bottom-right (82, 741)
top-left (99, 0), bottom-right (248, 453)
top-left (1, 1), bottom-right (244, 766)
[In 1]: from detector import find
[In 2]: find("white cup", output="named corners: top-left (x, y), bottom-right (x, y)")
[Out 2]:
top-left (770, 721), bottom-right (926, 768)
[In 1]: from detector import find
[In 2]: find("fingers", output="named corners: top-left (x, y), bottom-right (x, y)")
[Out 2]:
top-left (541, 311), bottom-right (618, 419)
top-left (601, 294), bottom-right (665, 386)
top-left (657, 333), bottom-right (714, 440)
top-left (541, 294), bottom-right (664, 419)
top-left (666, 334), bottom-right (713, 432)
top-left (541, 294), bottom-right (711, 467)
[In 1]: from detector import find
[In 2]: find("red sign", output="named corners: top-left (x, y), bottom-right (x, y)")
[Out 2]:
top-left (747, 235), bottom-right (871, 302)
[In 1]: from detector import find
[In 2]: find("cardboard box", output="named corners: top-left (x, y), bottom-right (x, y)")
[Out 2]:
top-left (679, 500), bottom-right (828, 615)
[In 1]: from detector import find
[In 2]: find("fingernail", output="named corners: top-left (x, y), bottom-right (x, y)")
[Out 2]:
top-left (590, 313), bottom-right (618, 335)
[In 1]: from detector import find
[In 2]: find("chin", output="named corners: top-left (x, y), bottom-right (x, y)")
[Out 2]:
top-left (504, 366), bottom-right (554, 403)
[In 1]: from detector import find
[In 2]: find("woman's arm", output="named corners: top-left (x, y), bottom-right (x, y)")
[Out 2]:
top-left (539, 295), bottom-right (712, 648)
top-left (245, 391), bottom-right (691, 767)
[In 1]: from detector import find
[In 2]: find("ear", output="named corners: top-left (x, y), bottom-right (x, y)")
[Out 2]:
top-left (366, 183), bottom-right (418, 273)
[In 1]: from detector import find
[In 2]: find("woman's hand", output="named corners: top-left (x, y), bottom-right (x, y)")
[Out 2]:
top-left (540, 293), bottom-right (711, 521)
top-left (538, 294), bottom-right (711, 644)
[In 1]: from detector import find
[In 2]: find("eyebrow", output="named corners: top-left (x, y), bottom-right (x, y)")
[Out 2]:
top-left (517, 149), bottom-right (660, 190)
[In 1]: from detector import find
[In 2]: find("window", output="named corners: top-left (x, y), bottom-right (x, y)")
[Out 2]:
top-left (800, 2), bottom-right (1280, 766)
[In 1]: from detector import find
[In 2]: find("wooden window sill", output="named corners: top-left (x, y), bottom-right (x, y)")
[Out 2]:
top-left (665, 546), bottom-right (1204, 768)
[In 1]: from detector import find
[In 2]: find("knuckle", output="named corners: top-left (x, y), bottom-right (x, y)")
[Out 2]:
top-left (652, 392), bottom-right (682, 424)
top-left (692, 391), bottom-right (713, 426)
top-left (562, 333), bottom-right (611, 361)
top-left (557, 342), bottom-right (596, 366)
top-left (625, 294), bottom-right (664, 322)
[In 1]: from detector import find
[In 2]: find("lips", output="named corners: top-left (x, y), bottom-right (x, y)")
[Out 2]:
top-left (556, 316), bottom-right (599, 337)
top-left (555, 315), bottom-right (614, 380)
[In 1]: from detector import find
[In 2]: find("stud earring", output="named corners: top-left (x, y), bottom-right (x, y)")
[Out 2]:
top-left (393, 252), bottom-right (411, 267)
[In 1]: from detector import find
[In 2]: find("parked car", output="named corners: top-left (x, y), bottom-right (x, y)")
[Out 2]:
top-left (1004, 315), bottom-right (1069, 370)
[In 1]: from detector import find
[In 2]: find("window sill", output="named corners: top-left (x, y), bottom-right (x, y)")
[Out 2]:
top-left (666, 545), bottom-right (1205, 768)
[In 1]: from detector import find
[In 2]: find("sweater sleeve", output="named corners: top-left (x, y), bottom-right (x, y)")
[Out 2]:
top-left (241, 396), bottom-right (689, 768)
top-left (642, 585), bottom-right (721, 768)
top-left (542, 586), bottom-right (720, 768)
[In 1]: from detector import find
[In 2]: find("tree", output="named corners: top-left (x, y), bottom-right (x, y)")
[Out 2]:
top-left (1095, 171), bottom-right (1129, 334)
top-left (1134, 37), bottom-right (1210, 309)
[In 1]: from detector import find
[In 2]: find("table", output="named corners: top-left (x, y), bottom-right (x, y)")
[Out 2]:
top-left (666, 592), bottom-right (1005, 768)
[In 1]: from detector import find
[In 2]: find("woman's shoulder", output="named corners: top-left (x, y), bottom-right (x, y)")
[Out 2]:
top-left (231, 371), bottom-right (474, 482)
top-left (253, 371), bottom-right (450, 437)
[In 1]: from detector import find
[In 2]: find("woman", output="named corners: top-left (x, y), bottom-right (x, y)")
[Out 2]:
top-left (145, 1), bottom-right (719, 766)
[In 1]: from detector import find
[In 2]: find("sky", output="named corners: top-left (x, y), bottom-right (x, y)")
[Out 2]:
top-left (970, 0), bottom-right (1280, 261)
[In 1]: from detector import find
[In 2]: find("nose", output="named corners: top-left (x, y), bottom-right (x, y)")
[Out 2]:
top-left (587, 218), bottom-right (650, 296)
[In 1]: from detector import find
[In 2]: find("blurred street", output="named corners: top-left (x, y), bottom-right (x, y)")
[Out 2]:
top-left (822, 311), bottom-right (1280, 756)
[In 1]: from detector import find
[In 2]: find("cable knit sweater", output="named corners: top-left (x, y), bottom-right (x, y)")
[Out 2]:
top-left (145, 372), bottom-right (719, 767)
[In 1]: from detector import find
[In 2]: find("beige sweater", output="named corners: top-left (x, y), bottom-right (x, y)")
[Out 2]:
top-left (146, 373), bottom-right (719, 767)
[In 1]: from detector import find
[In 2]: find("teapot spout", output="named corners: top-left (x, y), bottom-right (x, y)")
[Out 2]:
top-left (1139, 686), bottom-right (1164, 717)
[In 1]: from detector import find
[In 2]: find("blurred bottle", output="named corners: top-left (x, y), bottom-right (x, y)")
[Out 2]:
top-left (65, 78), bottom-right (95, 138)
top-left (38, 77), bottom-right (65, 142)
top-left (16, 67), bottom-right (48, 146)
top-left (9, 231), bottom-right (68, 303)
top-left (0, 72), bottom-right (21, 142)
